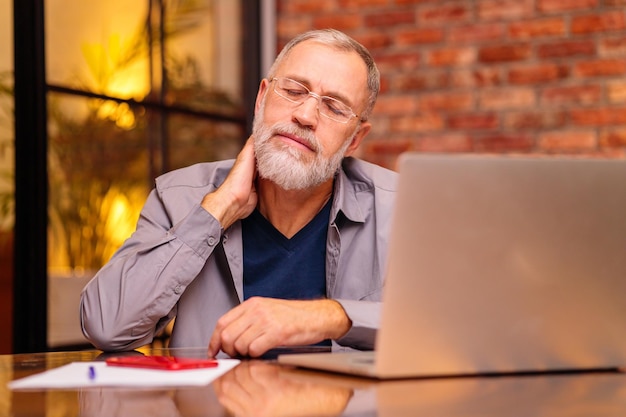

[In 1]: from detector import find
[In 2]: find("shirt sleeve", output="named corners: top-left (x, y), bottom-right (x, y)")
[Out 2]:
top-left (80, 189), bottom-right (223, 351)
top-left (333, 299), bottom-right (380, 350)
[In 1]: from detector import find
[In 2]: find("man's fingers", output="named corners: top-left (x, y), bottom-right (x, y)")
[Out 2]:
top-left (208, 299), bottom-right (275, 357)
top-left (208, 298), bottom-right (349, 358)
top-left (208, 306), bottom-right (243, 357)
top-left (208, 303), bottom-right (260, 357)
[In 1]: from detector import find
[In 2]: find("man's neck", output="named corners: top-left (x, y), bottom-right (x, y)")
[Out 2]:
top-left (256, 177), bottom-right (334, 239)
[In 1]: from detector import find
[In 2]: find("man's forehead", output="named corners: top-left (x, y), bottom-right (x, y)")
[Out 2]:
top-left (276, 41), bottom-right (369, 102)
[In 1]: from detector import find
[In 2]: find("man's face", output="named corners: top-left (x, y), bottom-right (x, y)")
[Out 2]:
top-left (252, 41), bottom-right (371, 190)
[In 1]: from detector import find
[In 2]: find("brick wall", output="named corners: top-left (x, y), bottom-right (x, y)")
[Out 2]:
top-left (275, 0), bottom-right (626, 170)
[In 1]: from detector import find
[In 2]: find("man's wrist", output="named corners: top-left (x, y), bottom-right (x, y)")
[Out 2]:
top-left (324, 299), bottom-right (352, 340)
top-left (201, 191), bottom-right (236, 230)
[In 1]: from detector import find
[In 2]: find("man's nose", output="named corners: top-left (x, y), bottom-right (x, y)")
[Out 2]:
top-left (292, 94), bottom-right (320, 128)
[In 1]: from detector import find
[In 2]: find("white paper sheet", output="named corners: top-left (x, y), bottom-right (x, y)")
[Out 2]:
top-left (8, 359), bottom-right (240, 390)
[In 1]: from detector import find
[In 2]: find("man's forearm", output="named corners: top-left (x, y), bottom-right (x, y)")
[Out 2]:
top-left (81, 205), bottom-right (223, 351)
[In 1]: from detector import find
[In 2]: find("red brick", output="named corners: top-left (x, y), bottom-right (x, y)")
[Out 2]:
top-left (449, 68), bottom-right (503, 88)
top-left (570, 107), bottom-right (626, 125)
top-left (361, 139), bottom-right (412, 171)
top-left (394, 72), bottom-right (449, 91)
top-left (600, 128), bottom-right (626, 147)
top-left (373, 52), bottom-right (421, 71)
top-left (415, 134), bottom-right (473, 152)
top-left (279, 0), bottom-right (337, 13)
top-left (537, 40), bottom-right (596, 58)
top-left (541, 85), bottom-right (602, 106)
top-left (368, 117), bottom-right (391, 137)
top-left (449, 23), bottom-right (505, 43)
top-left (478, 44), bottom-right (532, 63)
top-left (505, 111), bottom-right (567, 129)
top-left (276, 18), bottom-right (312, 41)
top-left (600, 36), bottom-right (626, 57)
top-left (373, 95), bottom-right (419, 115)
top-left (508, 64), bottom-right (569, 84)
top-left (480, 88), bottom-right (536, 110)
top-left (608, 80), bottom-right (626, 103)
top-left (339, 0), bottom-right (389, 8)
top-left (396, 28), bottom-right (445, 45)
top-left (574, 59), bottom-right (626, 77)
top-left (474, 134), bottom-right (535, 152)
top-left (427, 47), bottom-right (475, 67)
top-left (419, 92), bottom-right (474, 112)
top-left (448, 113), bottom-right (499, 130)
top-left (391, 113), bottom-right (446, 132)
top-left (313, 14), bottom-right (362, 30)
top-left (478, 0), bottom-right (534, 21)
top-left (353, 32), bottom-right (393, 50)
top-left (604, 0), bottom-right (626, 5)
top-left (537, 0), bottom-right (598, 12)
top-left (538, 130), bottom-right (597, 151)
top-left (508, 18), bottom-right (566, 39)
top-left (392, 0), bottom-right (437, 4)
top-left (571, 11), bottom-right (626, 34)
top-left (365, 11), bottom-right (416, 27)
top-left (363, 139), bottom-right (413, 155)
top-left (378, 76), bottom-right (391, 95)
top-left (418, 3), bottom-right (471, 24)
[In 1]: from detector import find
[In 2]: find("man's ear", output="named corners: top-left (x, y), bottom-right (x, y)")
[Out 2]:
top-left (344, 121), bottom-right (371, 157)
top-left (254, 79), bottom-right (270, 113)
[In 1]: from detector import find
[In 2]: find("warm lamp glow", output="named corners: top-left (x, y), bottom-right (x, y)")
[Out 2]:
top-left (80, 34), bottom-right (150, 97)
top-left (101, 186), bottom-right (146, 262)
top-left (81, 33), bottom-right (150, 130)
top-left (96, 101), bottom-right (137, 129)
top-left (103, 189), bottom-right (140, 245)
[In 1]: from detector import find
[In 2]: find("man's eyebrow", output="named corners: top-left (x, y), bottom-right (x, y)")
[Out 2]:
top-left (287, 75), bottom-right (356, 108)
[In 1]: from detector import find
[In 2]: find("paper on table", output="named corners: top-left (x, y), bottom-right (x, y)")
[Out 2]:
top-left (8, 359), bottom-right (240, 390)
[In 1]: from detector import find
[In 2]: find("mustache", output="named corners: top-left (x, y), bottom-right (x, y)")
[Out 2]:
top-left (269, 123), bottom-right (320, 153)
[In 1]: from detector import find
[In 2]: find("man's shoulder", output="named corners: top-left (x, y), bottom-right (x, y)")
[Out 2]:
top-left (155, 159), bottom-right (235, 191)
top-left (341, 157), bottom-right (398, 192)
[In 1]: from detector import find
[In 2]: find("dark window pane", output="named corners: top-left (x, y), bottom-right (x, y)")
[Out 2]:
top-left (167, 113), bottom-right (243, 170)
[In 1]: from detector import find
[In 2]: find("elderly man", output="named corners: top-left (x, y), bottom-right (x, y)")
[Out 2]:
top-left (80, 29), bottom-right (397, 358)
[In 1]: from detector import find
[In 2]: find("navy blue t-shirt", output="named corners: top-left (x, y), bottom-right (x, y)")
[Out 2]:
top-left (242, 200), bottom-right (332, 301)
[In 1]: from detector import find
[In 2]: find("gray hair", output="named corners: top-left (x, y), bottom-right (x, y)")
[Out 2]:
top-left (267, 29), bottom-right (380, 121)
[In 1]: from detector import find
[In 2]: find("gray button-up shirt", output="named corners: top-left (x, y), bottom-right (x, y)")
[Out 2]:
top-left (80, 157), bottom-right (398, 352)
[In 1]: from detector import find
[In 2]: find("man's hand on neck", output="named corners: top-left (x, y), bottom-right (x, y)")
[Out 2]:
top-left (201, 137), bottom-right (258, 230)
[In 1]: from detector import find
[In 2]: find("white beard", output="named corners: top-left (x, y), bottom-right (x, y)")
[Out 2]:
top-left (252, 100), bottom-right (356, 190)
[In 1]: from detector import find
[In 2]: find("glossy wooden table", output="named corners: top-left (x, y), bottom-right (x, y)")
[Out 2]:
top-left (3, 347), bottom-right (626, 416)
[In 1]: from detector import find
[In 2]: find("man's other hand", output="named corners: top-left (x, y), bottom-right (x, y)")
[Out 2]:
top-left (207, 297), bottom-right (351, 358)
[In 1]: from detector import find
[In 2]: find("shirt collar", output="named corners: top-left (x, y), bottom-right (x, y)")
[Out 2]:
top-left (330, 157), bottom-right (368, 224)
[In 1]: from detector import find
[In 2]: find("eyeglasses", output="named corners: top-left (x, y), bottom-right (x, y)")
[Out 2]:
top-left (271, 77), bottom-right (359, 124)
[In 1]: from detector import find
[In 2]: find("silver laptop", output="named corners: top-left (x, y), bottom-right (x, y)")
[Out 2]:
top-left (278, 153), bottom-right (626, 378)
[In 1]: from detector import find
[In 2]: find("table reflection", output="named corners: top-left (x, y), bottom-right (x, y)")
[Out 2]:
top-left (77, 361), bottom-right (370, 417)
top-left (214, 361), bottom-right (353, 417)
top-left (6, 349), bottom-right (626, 417)
top-left (80, 389), bottom-right (187, 417)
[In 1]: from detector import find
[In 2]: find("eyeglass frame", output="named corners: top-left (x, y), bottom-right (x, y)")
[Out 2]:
top-left (270, 77), bottom-right (360, 124)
